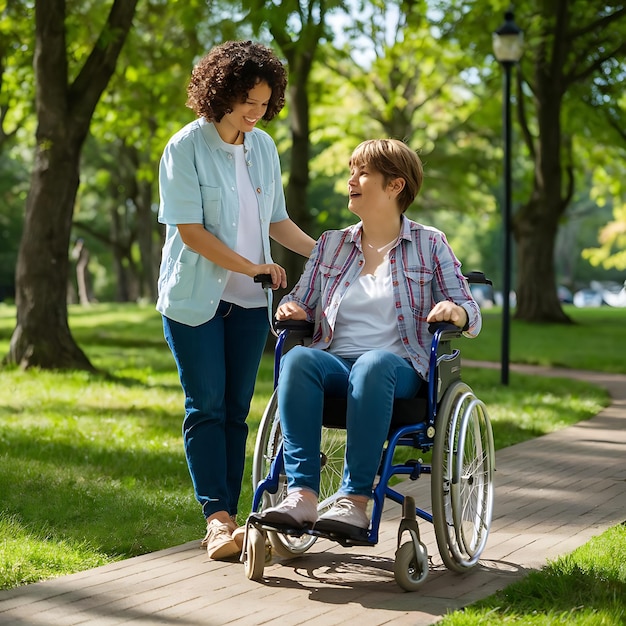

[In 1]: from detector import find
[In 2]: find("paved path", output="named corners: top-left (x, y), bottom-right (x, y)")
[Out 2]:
top-left (1, 363), bottom-right (624, 625)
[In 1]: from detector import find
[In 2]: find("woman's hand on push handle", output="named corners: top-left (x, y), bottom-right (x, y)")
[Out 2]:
top-left (250, 263), bottom-right (287, 290)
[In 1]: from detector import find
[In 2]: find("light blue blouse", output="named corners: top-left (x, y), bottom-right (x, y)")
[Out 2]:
top-left (156, 118), bottom-right (289, 326)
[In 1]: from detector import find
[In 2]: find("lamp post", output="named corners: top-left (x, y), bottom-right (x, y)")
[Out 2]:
top-left (493, 10), bottom-right (523, 386)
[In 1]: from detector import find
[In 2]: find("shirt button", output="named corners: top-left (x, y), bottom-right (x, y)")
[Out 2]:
top-left (358, 260), bottom-right (364, 266)
top-left (324, 336), bottom-right (330, 342)
top-left (256, 187), bottom-right (262, 194)
top-left (393, 280), bottom-right (399, 286)
top-left (232, 222), bottom-right (236, 227)
top-left (231, 187), bottom-right (235, 191)
top-left (344, 281), bottom-right (350, 287)
top-left (398, 315), bottom-right (404, 321)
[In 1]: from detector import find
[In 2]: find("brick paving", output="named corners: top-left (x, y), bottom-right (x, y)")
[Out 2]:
top-left (1, 363), bottom-right (624, 625)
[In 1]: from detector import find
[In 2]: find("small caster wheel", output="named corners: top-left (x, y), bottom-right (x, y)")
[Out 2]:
top-left (244, 527), bottom-right (266, 581)
top-left (394, 541), bottom-right (429, 591)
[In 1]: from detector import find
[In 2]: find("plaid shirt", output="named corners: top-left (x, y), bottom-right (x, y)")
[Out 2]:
top-left (280, 216), bottom-right (481, 379)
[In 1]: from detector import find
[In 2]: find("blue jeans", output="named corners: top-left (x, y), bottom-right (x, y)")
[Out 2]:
top-left (163, 302), bottom-right (269, 519)
top-left (278, 346), bottom-right (423, 497)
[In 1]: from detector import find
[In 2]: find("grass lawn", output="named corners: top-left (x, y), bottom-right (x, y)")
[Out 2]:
top-left (0, 302), bottom-right (624, 623)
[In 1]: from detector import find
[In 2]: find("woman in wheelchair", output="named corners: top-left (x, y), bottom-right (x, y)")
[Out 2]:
top-left (255, 138), bottom-right (482, 540)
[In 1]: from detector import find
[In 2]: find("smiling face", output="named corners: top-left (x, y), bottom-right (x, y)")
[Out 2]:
top-left (219, 80), bottom-right (272, 141)
top-left (347, 139), bottom-right (424, 214)
top-left (347, 162), bottom-right (395, 219)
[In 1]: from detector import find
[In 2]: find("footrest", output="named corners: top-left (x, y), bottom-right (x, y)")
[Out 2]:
top-left (247, 514), bottom-right (312, 537)
top-left (247, 514), bottom-right (374, 548)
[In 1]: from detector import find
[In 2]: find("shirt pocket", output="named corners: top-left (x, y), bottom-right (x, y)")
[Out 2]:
top-left (316, 262), bottom-right (344, 296)
top-left (200, 185), bottom-right (221, 226)
top-left (165, 246), bottom-right (199, 301)
top-left (403, 267), bottom-right (433, 316)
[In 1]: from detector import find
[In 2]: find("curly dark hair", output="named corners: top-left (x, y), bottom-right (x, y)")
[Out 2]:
top-left (186, 41), bottom-right (287, 123)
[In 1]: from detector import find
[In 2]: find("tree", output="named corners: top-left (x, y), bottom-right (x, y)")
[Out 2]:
top-left (0, 0), bottom-right (36, 301)
top-left (76, 0), bottom-right (212, 303)
top-left (239, 0), bottom-right (349, 287)
top-left (511, 3), bottom-right (626, 321)
top-left (325, 1), bottom-right (501, 217)
top-left (436, 0), bottom-right (626, 322)
top-left (6, 0), bottom-right (139, 369)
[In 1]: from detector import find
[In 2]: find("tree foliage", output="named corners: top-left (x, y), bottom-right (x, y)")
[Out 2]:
top-left (431, 0), bottom-right (626, 322)
top-left (6, 0), bottom-right (139, 370)
top-left (2, 0), bottom-right (626, 373)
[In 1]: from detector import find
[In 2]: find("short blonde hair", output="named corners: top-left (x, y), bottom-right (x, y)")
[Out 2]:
top-left (349, 139), bottom-right (424, 212)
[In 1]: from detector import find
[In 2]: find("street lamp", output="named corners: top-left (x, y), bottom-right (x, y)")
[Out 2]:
top-left (493, 9), bottom-right (523, 385)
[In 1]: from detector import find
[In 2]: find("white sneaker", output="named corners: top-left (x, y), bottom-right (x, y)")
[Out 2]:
top-left (258, 490), bottom-right (318, 528)
top-left (314, 498), bottom-right (369, 537)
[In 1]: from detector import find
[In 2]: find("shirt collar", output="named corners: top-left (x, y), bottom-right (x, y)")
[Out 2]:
top-left (199, 117), bottom-right (249, 153)
top-left (349, 215), bottom-right (412, 249)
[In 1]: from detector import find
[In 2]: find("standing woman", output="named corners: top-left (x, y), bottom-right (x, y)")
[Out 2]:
top-left (157, 41), bottom-right (315, 560)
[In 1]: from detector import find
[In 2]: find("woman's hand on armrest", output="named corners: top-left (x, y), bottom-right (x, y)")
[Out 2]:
top-left (426, 301), bottom-right (468, 329)
top-left (276, 302), bottom-right (307, 321)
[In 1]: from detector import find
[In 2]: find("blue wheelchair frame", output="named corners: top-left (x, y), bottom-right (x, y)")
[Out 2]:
top-left (244, 271), bottom-right (494, 589)
top-left (251, 321), bottom-right (462, 546)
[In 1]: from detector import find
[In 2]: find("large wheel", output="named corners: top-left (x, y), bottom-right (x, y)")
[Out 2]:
top-left (394, 541), bottom-right (429, 591)
top-left (431, 381), bottom-right (494, 572)
top-left (252, 388), bottom-right (346, 557)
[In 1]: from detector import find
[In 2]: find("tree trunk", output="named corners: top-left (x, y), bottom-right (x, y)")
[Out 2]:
top-left (136, 179), bottom-right (156, 301)
top-left (8, 140), bottom-right (95, 369)
top-left (514, 198), bottom-right (570, 323)
top-left (513, 31), bottom-right (571, 324)
top-left (5, 0), bottom-right (138, 369)
top-left (282, 71), bottom-right (314, 288)
top-left (269, 45), bottom-right (317, 296)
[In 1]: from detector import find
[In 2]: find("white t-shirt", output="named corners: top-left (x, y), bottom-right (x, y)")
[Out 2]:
top-left (329, 256), bottom-right (406, 359)
top-left (221, 143), bottom-right (266, 308)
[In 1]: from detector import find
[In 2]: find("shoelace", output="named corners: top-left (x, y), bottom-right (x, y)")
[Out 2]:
top-left (200, 521), bottom-right (232, 547)
top-left (331, 499), bottom-right (357, 516)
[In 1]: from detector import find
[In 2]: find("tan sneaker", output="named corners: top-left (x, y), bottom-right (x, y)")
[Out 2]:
top-left (231, 526), bottom-right (245, 550)
top-left (201, 519), bottom-right (241, 560)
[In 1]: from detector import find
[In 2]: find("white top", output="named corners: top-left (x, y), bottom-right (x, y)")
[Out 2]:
top-left (221, 143), bottom-right (266, 308)
top-left (329, 256), bottom-right (406, 359)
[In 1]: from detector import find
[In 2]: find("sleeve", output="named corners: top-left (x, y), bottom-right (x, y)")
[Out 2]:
top-left (158, 138), bottom-right (204, 226)
top-left (432, 232), bottom-right (482, 337)
top-left (279, 234), bottom-right (325, 320)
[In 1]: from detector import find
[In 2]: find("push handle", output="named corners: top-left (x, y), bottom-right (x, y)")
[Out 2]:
top-left (253, 273), bottom-right (273, 289)
top-left (464, 270), bottom-right (492, 285)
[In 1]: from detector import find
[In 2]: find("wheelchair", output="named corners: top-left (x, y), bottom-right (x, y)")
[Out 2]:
top-left (242, 271), bottom-right (495, 591)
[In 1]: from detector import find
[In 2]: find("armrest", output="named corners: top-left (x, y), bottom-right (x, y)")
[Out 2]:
top-left (275, 319), bottom-right (315, 335)
top-left (428, 321), bottom-right (463, 341)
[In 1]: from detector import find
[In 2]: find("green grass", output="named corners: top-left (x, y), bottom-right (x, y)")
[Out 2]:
top-left (0, 301), bottom-right (623, 624)
top-left (461, 305), bottom-right (626, 373)
top-left (441, 523), bottom-right (626, 625)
